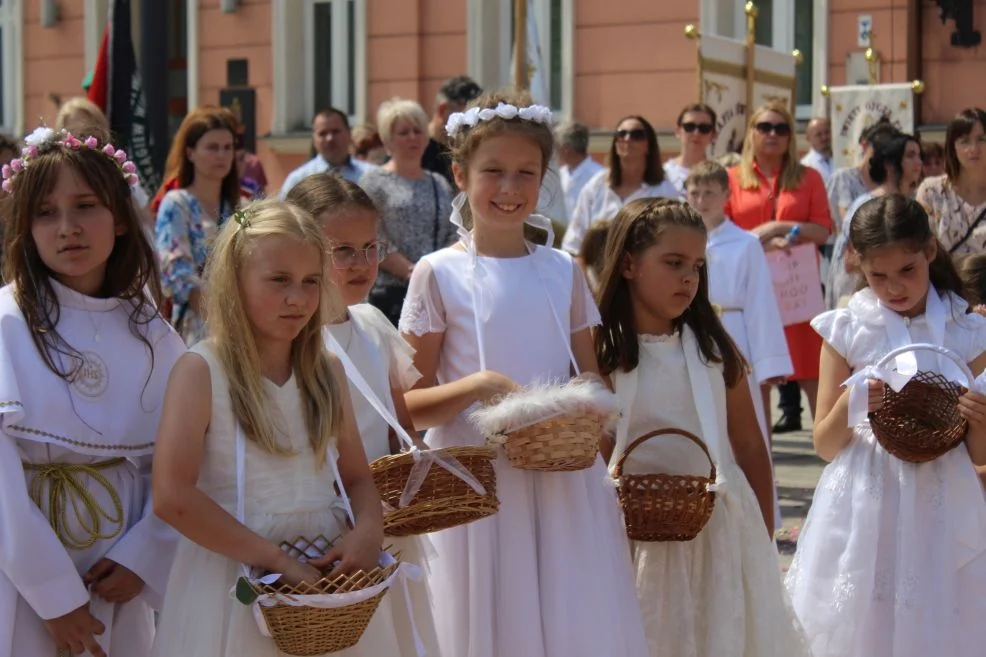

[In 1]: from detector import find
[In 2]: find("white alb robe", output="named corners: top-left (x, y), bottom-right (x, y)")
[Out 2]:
top-left (0, 280), bottom-right (185, 657)
top-left (706, 220), bottom-right (793, 432)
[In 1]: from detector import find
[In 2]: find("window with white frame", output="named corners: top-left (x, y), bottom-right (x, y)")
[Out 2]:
top-left (508, 0), bottom-right (569, 111)
top-left (468, 0), bottom-right (572, 117)
top-left (706, 0), bottom-right (824, 119)
top-left (0, 0), bottom-right (17, 135)
top-left (305, 0), bottom-right (360, 121)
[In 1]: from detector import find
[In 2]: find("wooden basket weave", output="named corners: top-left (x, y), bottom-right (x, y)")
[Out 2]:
top-left (250, 536), bottom-right (398, 656)
top-left (868, 343), bottom-right (972, 463)
top-left (613, 429), bottom-right (717, 542)
top-left (495, 413), bottom-right (601, 472)
top-left (370, 446), bottom-right (499, 537)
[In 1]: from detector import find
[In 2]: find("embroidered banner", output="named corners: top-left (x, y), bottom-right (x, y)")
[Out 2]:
top-left (698, 34), bottom-right (798, 158)
top-left (765, 243), bottom-right (825, 327)
top-left (829, 83), bottom-right (914, 170)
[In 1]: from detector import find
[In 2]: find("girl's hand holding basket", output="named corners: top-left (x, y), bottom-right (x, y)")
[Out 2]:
top-left (311, 524), bottom-right (385, 578)
top-left (271, 552), bottom-right (324, 587)
top-left (470, 370), bottom-right (520, 403)
top-left (866, 379), bottom-right (886, 414)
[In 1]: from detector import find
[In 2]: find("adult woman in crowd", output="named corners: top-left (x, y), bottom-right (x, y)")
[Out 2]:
top-left (916, 108), bottom-right (986, 258)
top-left (662, 103), bottom-right (718, 197)
top-left (362, 98), bottom-right (455, 326)
top-left (825, 118), bottom-right (898, 228)
top-left (724, 102), bottom-right (832, 432)
top-left (561, 115), bottom-right (677, 255)
top-left (827, 129), bottom-right (924, 308)
top-left (155, 106), bottom-right (241, 344)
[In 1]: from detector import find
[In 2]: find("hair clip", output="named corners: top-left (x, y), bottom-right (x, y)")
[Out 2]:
top-left (232, 208), bottom-right (250, 229)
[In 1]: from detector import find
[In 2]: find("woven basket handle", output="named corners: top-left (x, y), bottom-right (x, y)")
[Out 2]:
top-left (613, 428), bottom-right (717, 482)
top-left (874, 342), bottom-right (974, 387)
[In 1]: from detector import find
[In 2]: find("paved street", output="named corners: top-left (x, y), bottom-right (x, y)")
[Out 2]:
top-left (769, 390), bottom-right (827, 571)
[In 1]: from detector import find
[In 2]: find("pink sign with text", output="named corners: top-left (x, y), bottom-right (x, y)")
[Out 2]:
top-left (766, 243), bottom-right (825, 327)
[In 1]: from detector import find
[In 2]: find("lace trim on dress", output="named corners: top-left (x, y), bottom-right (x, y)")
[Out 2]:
top-left (639, 333), bottom-right (680, 344)
top-left (397, 296), bottom-right (432, 337)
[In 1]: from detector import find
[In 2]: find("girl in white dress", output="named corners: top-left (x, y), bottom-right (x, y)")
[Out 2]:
top-left (286, 173), bottom-right (441, 657)
top-left (151, 199), bottom-right (402, 656)
top-left (595, 197), bottom-right (810, 657)
top-left (786, 194), bottom-right (986, 657)
top-left (398, 90), bottom-right (648, 657)
top-left (0, 127), bottom-right (186, 657)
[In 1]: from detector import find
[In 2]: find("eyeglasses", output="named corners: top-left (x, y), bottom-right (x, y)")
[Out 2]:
top-left (681, 122), bottom-right (714, 135)
top-left (615, 128), bottom-right (647, 142)
top-left (755, 122), bottom-right (792, 137)
top-left (328, 243), bottom-right (381, 269)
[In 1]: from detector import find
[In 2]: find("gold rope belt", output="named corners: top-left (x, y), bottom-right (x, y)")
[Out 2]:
top-left (23, 458), bottom-right (126, 551)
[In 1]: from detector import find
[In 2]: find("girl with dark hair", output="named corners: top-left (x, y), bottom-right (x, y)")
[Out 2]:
top-left (0, 128), bottom-right (185, 657)
top-left (561, 115), bottom-right (677, 255)
top-left (827, 129), bottom-right (923, 308)
top-left (787, 194), bottom-right (986, 657)
top-left (916, 107), bottom-right (986, 257)
top-left (596, 197), bottom-right (809, 657)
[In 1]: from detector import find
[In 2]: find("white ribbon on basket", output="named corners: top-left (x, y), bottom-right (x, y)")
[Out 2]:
top-left (323, 327), bottom-right (488, 507)
top-left (230, 422), bottom-right (426, 656)
top-left (842, 343), bottom-right (974, 427)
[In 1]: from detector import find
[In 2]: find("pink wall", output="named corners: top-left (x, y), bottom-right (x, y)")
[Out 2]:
top-left (23, 0), bottom-right (87, 131)
top-left (573, 0), bottom-right (699, 132)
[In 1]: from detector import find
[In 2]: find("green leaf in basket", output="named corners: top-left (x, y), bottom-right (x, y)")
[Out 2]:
top-left (235, 577), bottom-right (258, 606)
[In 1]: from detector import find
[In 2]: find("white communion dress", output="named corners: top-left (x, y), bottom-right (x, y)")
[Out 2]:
top-left (609, 327), bottom-right (810, 657)
top-left (151, 342), bottom-right (402, 657)
top-left (786, 287), bottom-right (986, 657)
top-left (399, 243), bottom-right (649, 657)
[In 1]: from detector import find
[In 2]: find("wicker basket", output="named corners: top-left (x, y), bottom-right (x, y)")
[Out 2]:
top-left (868, 343), bottom-right (973, 463)
top-left (494, 413), bottom-right (601, 472)
top-left (248, 536), bottom-right (399, 656)
top-left (612, 428), bottom-right (717, 542)
top-left (371, 446), bottom-right (499, 537)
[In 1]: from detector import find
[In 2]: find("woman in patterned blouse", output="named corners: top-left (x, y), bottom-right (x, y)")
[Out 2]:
top-left (916, 108), bottom-right (986, 258)
top-left (155, 107), bottom-right (241, 344)
top-left (362, 98), bottom-right (454, 326)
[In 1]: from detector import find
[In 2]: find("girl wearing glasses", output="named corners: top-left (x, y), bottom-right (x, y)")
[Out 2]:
top-left (561, 115), bottom-right (678, 256)
top-left (663, 103), bottom-right (719, 198)
top-left (724, 103), bottom-right (833, 434)
top-left (284, 173), bottom-right (442, 657)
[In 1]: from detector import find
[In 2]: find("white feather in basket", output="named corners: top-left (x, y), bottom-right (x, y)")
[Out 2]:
top-left (469, 376), bottom-right (621, 436)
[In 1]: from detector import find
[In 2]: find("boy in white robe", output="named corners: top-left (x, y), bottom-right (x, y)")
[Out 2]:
top-left (686, 161), bottom-right (792, 531)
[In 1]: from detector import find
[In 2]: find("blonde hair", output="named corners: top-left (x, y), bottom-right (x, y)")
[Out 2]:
top-left (204, 198), bottom-right (344, 466)
top-left (55, 97), bottom-right (110, 135)
top-left (737, 102), bottom-right (805, 192)
top-left (376, 98), bottom-right (429, 145)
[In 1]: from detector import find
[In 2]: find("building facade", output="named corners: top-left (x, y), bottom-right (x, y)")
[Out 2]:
top-left (12, 0), bottom-right (986, 191)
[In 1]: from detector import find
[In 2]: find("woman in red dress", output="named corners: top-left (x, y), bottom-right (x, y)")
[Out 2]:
top-left (724, 102), bottom-right (832, 427)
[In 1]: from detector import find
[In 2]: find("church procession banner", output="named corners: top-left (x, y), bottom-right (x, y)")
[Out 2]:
top-left (829, 83), bottom-right (915, 169)
top-left (697, 33), bottom-right (798, 158)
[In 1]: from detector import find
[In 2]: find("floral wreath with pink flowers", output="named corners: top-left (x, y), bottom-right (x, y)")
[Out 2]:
top-left (1, 126), bottom-right (140, 193)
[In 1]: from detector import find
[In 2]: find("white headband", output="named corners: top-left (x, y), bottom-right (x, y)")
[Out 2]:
top-left (445, 103), bottom-right (553, 138)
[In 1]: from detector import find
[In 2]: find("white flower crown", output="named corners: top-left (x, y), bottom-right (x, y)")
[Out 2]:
top-left (445, 103), bottom-right (553, 138)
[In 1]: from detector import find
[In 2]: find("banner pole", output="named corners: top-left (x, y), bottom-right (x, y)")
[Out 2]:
top-left (513, 0), bottom-right (527, 90)
top-left (685, 24), bottom-right (702, 102)
top-left (791, 49), bottom-right (803, 116)
top-left (744, 2), bottom-right (757, 114)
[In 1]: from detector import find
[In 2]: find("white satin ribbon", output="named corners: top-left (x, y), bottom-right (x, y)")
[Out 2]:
top-left (322, 327), bottom-right (488, 505)
top-left (842, 365), bottom-right (915, 427)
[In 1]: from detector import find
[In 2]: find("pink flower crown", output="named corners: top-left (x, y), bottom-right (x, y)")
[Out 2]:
top-left (1, 126), bottom-right (140, 194)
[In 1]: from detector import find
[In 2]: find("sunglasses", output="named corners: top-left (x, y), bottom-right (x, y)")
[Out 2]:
top-left (755, 122), bottom-right (792, 137)
top-left (615, 128), bottom-right (647, 142)
top-left (681, 122), bottom-right (714, 135)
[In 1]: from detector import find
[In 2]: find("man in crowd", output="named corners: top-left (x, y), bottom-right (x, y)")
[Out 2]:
top-left (280, 106), bottom-right (375, 196)
top-left (555, 121), bottom-right (604, 218)
top-left (423, 75), bottom-right (483, 188)
top-left (800, 117), bottom-right (833, 184)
